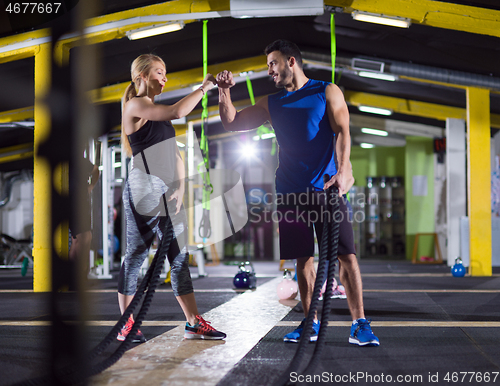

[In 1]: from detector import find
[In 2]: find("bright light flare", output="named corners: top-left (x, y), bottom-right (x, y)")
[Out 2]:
top-left (241, 143), bottom-right (256, 158)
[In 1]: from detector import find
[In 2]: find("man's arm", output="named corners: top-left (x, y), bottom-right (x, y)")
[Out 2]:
top-left (324, 83), bottom-right (355, 196)
top-left (217, 70), bottom-right (270, 132)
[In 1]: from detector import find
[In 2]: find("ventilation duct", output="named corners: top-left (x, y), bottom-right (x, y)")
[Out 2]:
top-left (0, 170), bottom-right (32, 208)
top-left (303, 51), bottom-right (500, 91)
top-left (230, 0), bottom-right (323, 18)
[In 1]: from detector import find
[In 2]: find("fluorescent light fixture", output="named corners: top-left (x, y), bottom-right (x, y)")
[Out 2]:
top-left (361, 128), bottom-right (389, 137)
top-left (261, 132), bottom-right (276, 139)
top-left (176, 141), bottom-right (186, 148)
top-left (127, 22), bottom-right (184, 40)
top-left (358, 105), bottom-right (393, 116)
top-left (172, 117), bottom-right (186, 125)
top-left (253, 132), bottom-right (276, 141)
top-left (352, 11), bottom-right (411, 28)
top-left (358, 71), bottom-right (397, 82)
top-left (360, 143), bottom-right (375, 149)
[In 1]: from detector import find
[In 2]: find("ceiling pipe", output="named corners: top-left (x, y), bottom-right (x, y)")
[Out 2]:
top-left (303, 51), bottom-right (500, 91)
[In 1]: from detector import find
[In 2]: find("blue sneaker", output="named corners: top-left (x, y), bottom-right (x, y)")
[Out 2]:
top-left (284, 319), bottom-right (320, 343)
top-left (349, 318), bottom-right (379, 346)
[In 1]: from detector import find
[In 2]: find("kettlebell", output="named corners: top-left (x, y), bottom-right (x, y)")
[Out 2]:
top-left (233, 261), bottom-right (257, 289)
top-left (451, 257), bottom-right (466, 277)
top-left (320, 277), bottom-right (338, 299)
top-left (277, 269), bottom-right (298, 300)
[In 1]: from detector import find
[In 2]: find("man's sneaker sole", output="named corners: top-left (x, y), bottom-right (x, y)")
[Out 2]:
top-left (284, 335), bottom-right (318, 343)
top-left (349, 336), bottom-right (379, 346)
top-left (184, 332), bottom-right (225, 340)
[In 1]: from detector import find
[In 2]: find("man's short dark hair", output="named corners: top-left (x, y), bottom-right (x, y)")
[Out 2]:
top-left (264, 40), bottom-right (303, 69)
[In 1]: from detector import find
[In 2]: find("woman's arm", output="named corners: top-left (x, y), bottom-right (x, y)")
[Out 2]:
top-left (127, 74), bottom-right (216, 122)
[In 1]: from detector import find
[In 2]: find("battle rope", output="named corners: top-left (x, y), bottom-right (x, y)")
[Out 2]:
top-left (301, 177), bottom-right (341, 377)
top-left (277, 174), bottom-right (341, 386)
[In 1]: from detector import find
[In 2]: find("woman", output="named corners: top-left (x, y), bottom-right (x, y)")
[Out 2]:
top-left (118, 54), bottom-right (225, 342)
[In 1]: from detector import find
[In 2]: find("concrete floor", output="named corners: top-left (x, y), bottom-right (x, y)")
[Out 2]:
top-left (1, 260), bottom-right (500, 386)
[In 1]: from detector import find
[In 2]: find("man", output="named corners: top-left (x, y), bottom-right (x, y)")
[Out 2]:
top-left (217, 39), bottom-right (378, 346)
top-left (69, 158), bottom-right (99, 278)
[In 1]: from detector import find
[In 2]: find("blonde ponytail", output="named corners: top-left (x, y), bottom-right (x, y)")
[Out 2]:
top-left (121, 82), bottom-right (137, 157)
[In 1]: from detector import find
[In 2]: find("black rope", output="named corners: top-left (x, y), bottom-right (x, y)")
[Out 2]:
top-left (14, 152), bottom-right (176, 386)
top-left (276, 175), bottom-right (340, 386)
top-left (302, 184), bottom-right (341, 377)
top-left (13, 213), bottom-right (173, 386)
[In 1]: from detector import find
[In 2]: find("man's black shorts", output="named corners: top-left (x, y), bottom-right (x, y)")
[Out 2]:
top-left (277, 191), bottom-right (356, 260)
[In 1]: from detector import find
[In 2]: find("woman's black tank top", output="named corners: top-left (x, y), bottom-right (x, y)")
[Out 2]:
top-left (128, 120), bottom-right (176, 156)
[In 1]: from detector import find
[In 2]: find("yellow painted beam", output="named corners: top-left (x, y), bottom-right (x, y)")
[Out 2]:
top-left (0, 107), bottom-right (34, 123)
top-left (4, 87), bottom-right (500, 130)
top-left (0, 86), bottom-right (500, 129)
top-left (33, 44), bottom-right (52, 292)
top-left (0, 29), bottom-right (49, 63)
top-left (466, 87), bottom-right (491, 276)
top-left (0, 46), bottom-right (39, 64)
top-left (344, 90), bottom-right (500, 129)
top-left (0, 151), bottom-right (34, 164)
top-left (0, 1), bottom-right (229, 61)
top-left (398, 75), bottom-right (468, 91)
top-left (326, 0), bottom-right (500, 38)
top-left (88, 0), bottom-right (229, 27)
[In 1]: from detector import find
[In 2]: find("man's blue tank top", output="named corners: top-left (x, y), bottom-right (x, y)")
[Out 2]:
top-left (268, 79), bottom-right (337, 194)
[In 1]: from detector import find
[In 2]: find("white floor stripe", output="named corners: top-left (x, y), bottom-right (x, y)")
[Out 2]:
top-left (90, 276), bottom-right (292, 386)
top-left (276, 321), bottom-right (500, 327)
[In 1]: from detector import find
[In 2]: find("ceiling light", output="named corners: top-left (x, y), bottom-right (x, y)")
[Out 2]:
top-left (127, 22), bottom-right (184, 40)
top-left (360, 143), bottom-right (375, 149)
top-left (358, 105), bottom-right (393, 116)
top-left (361, 128), bottom-right (388, 136)
top-left (358, 71), bottom-right (397, 81)
top-left (252, 132), bottom-right (276, 141)
top-left (352, 11), bottom-right (411, 28)
top-left (176, 141), bottom-right (186, 148)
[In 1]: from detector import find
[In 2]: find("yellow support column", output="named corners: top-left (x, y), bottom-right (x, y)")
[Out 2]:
top-left (466, 87), bottom-right (492, 276)
top-left (33, 43), bottom-right (52, 292)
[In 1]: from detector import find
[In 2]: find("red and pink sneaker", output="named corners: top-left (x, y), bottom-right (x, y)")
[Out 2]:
top-left (117, 316), bottom-right (146, 343)
top-left (184, 315), bottom-right (226, 340)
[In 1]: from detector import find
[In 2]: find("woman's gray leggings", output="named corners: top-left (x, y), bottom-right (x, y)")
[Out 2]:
top-left (118, 180), bottom-right (193, 297)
